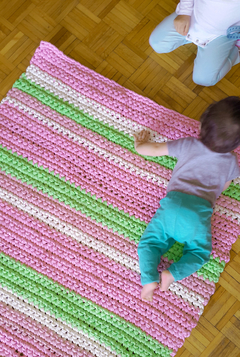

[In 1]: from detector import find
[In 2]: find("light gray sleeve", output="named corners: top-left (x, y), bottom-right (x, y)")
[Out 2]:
top-left (228, 153), bottom-right (240, 181)
top-left (167, 137), bottom-right (191, 159)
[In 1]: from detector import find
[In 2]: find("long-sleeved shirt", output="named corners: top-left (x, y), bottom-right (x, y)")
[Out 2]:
top-left (176, 0), bottom-right (240, 47)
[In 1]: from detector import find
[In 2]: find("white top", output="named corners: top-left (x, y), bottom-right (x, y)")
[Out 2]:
top-left (176, 0), bottom-right (240, 47)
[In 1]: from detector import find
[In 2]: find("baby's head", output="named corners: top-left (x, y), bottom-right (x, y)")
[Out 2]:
top-left (200, 96), bottom-right (240, 153)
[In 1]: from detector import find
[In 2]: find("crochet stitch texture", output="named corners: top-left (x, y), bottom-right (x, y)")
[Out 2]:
top-left (0, 41), bottom-right (239, 357)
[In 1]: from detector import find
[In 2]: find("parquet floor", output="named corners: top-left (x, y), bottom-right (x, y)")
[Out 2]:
top-left (0, 1), bottom-right (240, 356)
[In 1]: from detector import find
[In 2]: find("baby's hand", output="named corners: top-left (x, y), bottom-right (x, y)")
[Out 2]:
top-left (133, 130), bottom-right (150, 146)
top-left (133, 129), bottom-right (168, 156)
top-left (174, 15), bottom-right (190, 36)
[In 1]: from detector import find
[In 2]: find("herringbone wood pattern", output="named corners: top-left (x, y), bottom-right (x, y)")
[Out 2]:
top-left (0, 1), bottom-right (240, 356)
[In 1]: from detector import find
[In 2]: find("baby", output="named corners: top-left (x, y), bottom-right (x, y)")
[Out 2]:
top-left (134, 97), bottom-right (240, 301)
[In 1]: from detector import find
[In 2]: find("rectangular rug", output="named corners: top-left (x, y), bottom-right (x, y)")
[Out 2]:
top-left (0, 41), bottom-right (239, 357)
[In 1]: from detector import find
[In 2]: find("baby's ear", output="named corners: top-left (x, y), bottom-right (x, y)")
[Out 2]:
top-left (199, 123), bottom-right (201, 130)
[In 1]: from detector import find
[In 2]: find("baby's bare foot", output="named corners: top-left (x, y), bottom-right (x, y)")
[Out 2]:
top-left (160, 270), bottom-right (174, 291)
top-left (141, 282), bottom-right (159, 301)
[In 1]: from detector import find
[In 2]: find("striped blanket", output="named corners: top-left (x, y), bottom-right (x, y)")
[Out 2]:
top-left (0, 41), bottom-right (239, 357)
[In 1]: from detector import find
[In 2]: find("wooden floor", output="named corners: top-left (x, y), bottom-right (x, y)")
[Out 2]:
top-left (0, 0), bottom-right (240, 356)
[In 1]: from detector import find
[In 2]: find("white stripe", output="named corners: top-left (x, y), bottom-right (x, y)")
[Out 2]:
top-left (2, 95), bottom-right (169, 188)
top-left (25, 64), bottom-right (169, 143)
top-left (168, 282), bottom-right (204, 315)
top-left (5, 95), bottom-right (240, 210)
top-left (233, 177), bottom-right (240, 185)
top-left (0, 187), bottom-right (206, 312)
top-left (2, 87), bottom-right (235, 316)
top-left (214, 204), bottom-right (240, 223)
top-left (0, 187), bottom-right (140, 274)
top-left (0, 286), bottom-right (117, 357)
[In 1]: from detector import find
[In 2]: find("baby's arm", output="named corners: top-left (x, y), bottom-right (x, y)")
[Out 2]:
top-left (223, 180), bottom-right (232, 192)
top-left (133, 130), bottom-right (169, 157)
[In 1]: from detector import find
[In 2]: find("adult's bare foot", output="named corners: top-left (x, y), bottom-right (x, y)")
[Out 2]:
top-left (160, 270), bottom-right (174, 291)
top-left (141, 282), bottom-right (159, 301)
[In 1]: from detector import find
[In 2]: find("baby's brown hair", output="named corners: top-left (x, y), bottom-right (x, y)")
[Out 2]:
top-left (200, 96), bottom-right (240, 153)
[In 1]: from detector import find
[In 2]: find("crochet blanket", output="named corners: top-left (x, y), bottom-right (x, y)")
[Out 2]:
top-left (0, 41), bottom-right (239, 357)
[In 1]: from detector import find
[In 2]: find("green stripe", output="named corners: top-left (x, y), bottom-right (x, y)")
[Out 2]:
top-left (13, 74), bottom-right (176, 170)
top-left (0, 145), bottom-right (146, 241)
top-left (0, 145), bottom-right (227, 281)
top-left (0, 145), bottom-right (229, 284)
top-left (223, 182), bottom-right (240, 201)
top-left (197, 256), bottom-right (225, 283)
top-left (13, 75), bottom-right (240, 202)
top-left (0, 253), bottom-right (171, 357)
top-left (4, 73), bottom-right (239, 280)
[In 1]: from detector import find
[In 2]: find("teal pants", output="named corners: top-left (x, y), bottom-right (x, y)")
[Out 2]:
top-left (137, 191), bottom-right (213, 285)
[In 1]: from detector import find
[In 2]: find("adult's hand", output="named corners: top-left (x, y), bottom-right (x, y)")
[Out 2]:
top-left (174, 15), bottom-right (191, 36)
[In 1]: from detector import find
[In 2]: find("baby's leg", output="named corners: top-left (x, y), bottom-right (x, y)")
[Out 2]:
top-left (137, 206), bottom-right (175, 300)
top-left (160, 270), bottom-right (175, 291)
top-left (141, 271), bottom-right (175, 296)
top-left (141, 282), bottom-right (159, 302)
top-left (162, 192), bottom-right (213, 287)
top-left (141, 270), bottom-right (175, 298)
top-left (168, 236), bottom-right (212, 283)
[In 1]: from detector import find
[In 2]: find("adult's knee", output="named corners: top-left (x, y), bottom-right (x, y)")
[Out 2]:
top-left (192, 64), bottom-right (219, 86)
top-left (149, 33), bottom-right (160, 52)
top-left (149, 32), bottom-right (170, 54)
top-left (149, 33), bottom-right (178, 54)
top-left (192, 69), bottom-right (218, 87)
top-left (149, 12), bottom-right (178, 54)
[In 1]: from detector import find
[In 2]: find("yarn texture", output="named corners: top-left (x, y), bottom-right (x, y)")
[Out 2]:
top-left (0, 41), bottom-right (239, 357)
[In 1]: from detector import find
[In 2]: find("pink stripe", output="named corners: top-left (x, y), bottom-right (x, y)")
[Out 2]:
top-left (0, 186), bottom-right (216, 303)
top-left (212, 212), bottom-right (239, 239)
top-left (0, 341), bottom-right (22, 357)
top-left (217, 194), bottom-right (240, 216)
top-left (28, 46), bottom-right (240, 163)
top-left (212, 212), bottom-right (239, 236)
top-left (1, 165), bottom-right (238, 265)
top-left (0, 124), bottom-right (153, 222)
top-left (2, 211), bottom-right (202, 348)
top-left (7, 88), bottom-right (173, 181)
top-left (0, 302), bottom-right (93, 357)
top-left (0, 161), bottom-right (237, 266)
top-left (0, 326), bottom-right (45, 357)
top-left (1, 187), bottom-right (236, 349)
top-left (211, 212), bottom-right (239, 263)
top-left (0, 172), bottom-right (139, 260)
top-left (0, 241), bottom-right (185, 351)
top-left (0, 203), bottom-right (200, 350)
top-left (30, 42), bottom-right (200, 139)
top-left (0, 200), bottom-right (141, 293)
top-left (181, 274), bottom-right (215, 303)
top-left (212, 212), bottom-right (239, 261)
top-left (0, 40), bottom-right (238, 357)
top-left (0, 100), bottom-right (165, 220)
top-left (30, 40), bottom-right (239, 164)
top-left (1, 167), bottom-right (238, 265)
top-left (2, 90), bottom-right (239, 227)
top-left (211, 223), bottom-right (235, 262)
